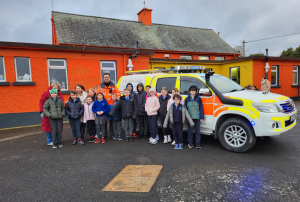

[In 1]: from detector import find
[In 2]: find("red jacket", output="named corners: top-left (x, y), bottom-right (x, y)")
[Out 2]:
top-left (39, 86), bottom-right (64, 132)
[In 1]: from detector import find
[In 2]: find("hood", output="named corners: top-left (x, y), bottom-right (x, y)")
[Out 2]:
top-left (224, 90), bottom-right (290, 104)
top-left (126, 83), bottom-right (134, 93)
top-left (188, 85), bottom-right (199, 97)
top-left (69, 97), bottom-right (80, 103)
top-left (137, 82), bottom-right (145, 94)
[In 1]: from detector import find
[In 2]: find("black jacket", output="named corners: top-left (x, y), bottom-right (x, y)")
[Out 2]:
top-left (158, 94), bottom-right (171, 116)
top-left (109, 96), bottom-right (137, 119)
top-left (66, 97), bottom-right (84, 119)
top-left (126, 83), bottom-right (137, 100)
top-left (136, 82), bottom-right (147, 116)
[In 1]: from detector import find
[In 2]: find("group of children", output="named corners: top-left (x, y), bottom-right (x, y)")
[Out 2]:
top-left (43, 82), bottom-right (204, 150)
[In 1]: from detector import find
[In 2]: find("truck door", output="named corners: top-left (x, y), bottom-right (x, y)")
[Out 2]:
top-left (180, 77), bottom-right (214, 134)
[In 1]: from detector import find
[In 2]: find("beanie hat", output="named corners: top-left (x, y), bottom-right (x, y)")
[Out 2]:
top-left (149, 87), bottom-right (156, 94)
top-left (50, 89), bottom-right (58, 95)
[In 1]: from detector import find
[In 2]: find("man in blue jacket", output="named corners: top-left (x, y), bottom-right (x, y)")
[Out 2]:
top-left (184, 86), bottom-right (204, 149)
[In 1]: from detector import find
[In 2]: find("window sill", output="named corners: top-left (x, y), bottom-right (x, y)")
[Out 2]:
top-left (291, 85), bottom-right (300, 87)
top-left (0, 82), bottom-right (10, 86)
top-left (61, 90), bottom-right (70, 94)
top-left (271, 85), bottom-right (281, 88)
top-left (12, 82), bottom-right (36, 86)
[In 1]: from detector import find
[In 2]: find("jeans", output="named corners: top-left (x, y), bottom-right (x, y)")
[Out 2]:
top-left (49, 119), bottom-right (63, 145)
top-left (112, 120), bottom-right (122, 138)
top-left (148, 115), bottom-right (158, 136)
top-left (86, 120), bottom-right (96, 137)
top-left (96, 124), bottom-right (106, 138)
top-left (133, 118), bottom-right (137, 134)
top-left (124, 118), bottom-right (133, 138)
top-left (46, 132), bottom-right (52, 144)
top-left (138, 115), bottom-right (148, 137)
top-left (159, 114), bottom-right (170, 136)
top-left (172, 122), bottom-right (183, 144)
top-left (69, 118), bottom-right (81, 139)
top-left (188, 119), bottom-right (201, 144)
top-left (80, 122), bottom-right (86, 140)
top-left (148, 115), bottom-right (158, 139)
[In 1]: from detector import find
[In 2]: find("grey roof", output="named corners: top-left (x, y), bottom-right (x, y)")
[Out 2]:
top-left (52, 11), bottom-right (238, 54)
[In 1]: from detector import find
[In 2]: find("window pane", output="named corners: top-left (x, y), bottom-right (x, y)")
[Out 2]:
top-left (271, 66), bottom-right (277, 71)
top-left (271, 72), bottom-right (277, 85)
top-left (102, 62), bottom-right (115, 68)
top-left (180, 56), bottom-right (192, 60)
top-left (180, 78), bottom-right (209, 95)
top-left (293, 66), bottom-right (298, 71)
top-left (49, 60), bottom-right (65, 66)
top-left (293, 72), bottom-right (298, 85)
top-left (199, 56), bottom-right (209, 60)
top-left (16, 58), bottom-right (31, 81)
top-left (0, 57), bottom-right (5, 81)
top-left (215, 57), bottom-right (225, 61)
top-left (156, 77), bottom-right (177, 93)
top-left (101, 70), bottom-right (116, 84)
top-left (49, 69), bottom-right (68, 90)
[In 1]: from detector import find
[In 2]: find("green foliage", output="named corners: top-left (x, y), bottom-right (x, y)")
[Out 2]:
top-left (280, 46), bottom-right (300, 58)
top-left (250, 53), bottom-right (265, 56)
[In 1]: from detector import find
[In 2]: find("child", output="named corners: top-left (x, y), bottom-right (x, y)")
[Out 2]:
top-left (164, 94), bottom-right (194, 149)
top-left (92, 92), bottom-right (110, 144)
top-left (109, 88), bottom-right (137, 142)
top-left (126, 83), bottom-right (137, 138)
top-left (136, 82), bottom-right (148, 139)
top-left (158, 87), bottom-right (171, 144)
top-left (66, 91), bottom-right (84, 145)
top-left (146, 85), bottom-right (158, 99)
top-left (145, 88), bottom-right (160, 145)
top-left (88, 88), bottom-right (96, 101)
top-left (43, 89), bottom-right (65, 149)
top-left (109, 94), bottom-right (122, 140)
top-left (184, 85), bottom-right (204, 149)
top-left (83, 96), bottom-right (96, 142)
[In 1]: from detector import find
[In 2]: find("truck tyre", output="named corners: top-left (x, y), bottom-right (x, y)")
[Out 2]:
top-left (218, 117), bottom-right (256, 153)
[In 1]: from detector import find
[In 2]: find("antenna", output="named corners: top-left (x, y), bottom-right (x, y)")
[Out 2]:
top-left (51, 0), bottom-right (54, 11)
top-left (143, 0), bottom-right (145, 14)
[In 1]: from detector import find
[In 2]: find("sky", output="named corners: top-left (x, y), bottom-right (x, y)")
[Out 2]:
top-left (1, 0), bottom-right (299, 56)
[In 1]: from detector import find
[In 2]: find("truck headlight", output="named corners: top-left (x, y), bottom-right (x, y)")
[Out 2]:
top-left (252, 102), bottom-right (280, 113)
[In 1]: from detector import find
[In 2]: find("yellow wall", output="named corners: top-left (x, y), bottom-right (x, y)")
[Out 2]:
top-left (149, 60), bottom-right (253, 87)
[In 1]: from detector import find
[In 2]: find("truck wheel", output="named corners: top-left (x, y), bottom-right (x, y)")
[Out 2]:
top-left (218, 118), bottom-right (256, 153)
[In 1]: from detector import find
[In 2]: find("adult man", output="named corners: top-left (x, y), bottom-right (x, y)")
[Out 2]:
top-left (261, 77), bottom-right (271, 92)
top-left (97, 73), bottom-right (121, 138)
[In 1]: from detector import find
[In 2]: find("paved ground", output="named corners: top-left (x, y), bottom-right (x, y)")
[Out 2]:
top-left (1, 113), bottom-right (300, 201)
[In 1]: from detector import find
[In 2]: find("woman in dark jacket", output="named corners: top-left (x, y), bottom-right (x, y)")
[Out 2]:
top-left (39, 82), bottom-right (64, 145)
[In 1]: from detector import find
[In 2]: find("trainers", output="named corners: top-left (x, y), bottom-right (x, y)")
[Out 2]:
top-left (112, 136), bottom-right (116, 140)
top-left (196, 143), bottom-right (201, 149)
top-left (101, 137), bottom-right (106, 143)
top-left (149, 137), bottom-right (153, 143)
top-left (94, 138), bottom-right (100, 144)
top-left (179, 143), bottom-right (183, 149)
top-left (167, 135), bottom-right (172, 143)
top-left (156, 135), bottom-right (159, 141)
top-left (188, 143), bottom-right (194, 149)
top-left (171, 140), bottom-right (175, 145)
top-left (72, 139), bottom-right (77, 145)
top-left (174, 144), bottom-right (179, 149)
top-left (130, 137), bottom-right (133, 142)
top-left (149, 137), bottom-right (152, 141)
top-left (47, 142), bottom-right (53, 146)
top-left (164, 136), bottom-right (168, 144)
top-left (118, 137), bottom-right (122, 141)
top-left (133, 133), bottom-right (137, 138)
top-left (150, 139), bottom-right (157, 145)
top-left (58, 144), bottom-right (63, 148)
top-left (52, 144), bottom-right (57, 149)
top-left (88, 137), bottom-right (93, 142)
top-left (78, 140), bottom-right (84, 145)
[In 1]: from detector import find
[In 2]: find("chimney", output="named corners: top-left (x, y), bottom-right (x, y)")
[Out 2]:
top-left (137, 8), bottom-right (152, 26)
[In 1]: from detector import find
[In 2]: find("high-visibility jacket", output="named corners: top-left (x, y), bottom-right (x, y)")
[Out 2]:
top-left (96, 81), bottom-right (121, 105)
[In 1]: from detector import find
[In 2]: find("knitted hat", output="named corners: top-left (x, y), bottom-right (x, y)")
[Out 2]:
top-left (149, 87), bottom-right (156, 94)
top-left (50, 89), bottom-right (58, 95)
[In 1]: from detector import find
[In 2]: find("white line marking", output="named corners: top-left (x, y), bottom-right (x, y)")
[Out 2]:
top-left (0, 132), bottom-right (43, 143)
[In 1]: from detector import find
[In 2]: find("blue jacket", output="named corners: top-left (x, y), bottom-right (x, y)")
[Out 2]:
top-left (184, 85), bottom-right (204, 120)
top-left (92, 99), bottom-right (110, 117)
top-left (108, 100), bottom-right (122, 121)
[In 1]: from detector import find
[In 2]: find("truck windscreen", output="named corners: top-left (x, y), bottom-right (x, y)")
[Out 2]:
top-left (200, 75), bottom-right (243, 94)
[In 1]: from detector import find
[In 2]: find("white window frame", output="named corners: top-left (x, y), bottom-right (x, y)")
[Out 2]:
top-left (47, 59), bottom-right (69, 91)
top-left (215, 56), bottom-right (225, 61)
top-left (100, 61), bottom-right (117, 84)
top-left (271, 65), bottom-right (278, 86)
top-left (0, 56), bottom-right (6, 82)
top-left (14, 57), bottom-right (32, 82)
top-left (199, 56), bottom-right (210, 60)
top-left (293, 66), bottom-right (298, 85)
top-left (180, 55), bottom-right (192, 60)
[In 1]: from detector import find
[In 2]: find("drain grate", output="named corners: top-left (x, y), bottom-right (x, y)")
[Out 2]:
top-left (102, 165), bottom-right (163, 192)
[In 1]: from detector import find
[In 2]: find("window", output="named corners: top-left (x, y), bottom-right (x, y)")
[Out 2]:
top-left (15, 57), bottom-right (31, 81)
top-left (293, 66), bottom-right (298, 85)
top-left (156, 77), bottom-right (177, 93)
top-left (199, 56), bottom-right (210, 60)
top-left (101, 61), bottom-right (117, 84)
top-left (215, 57), bottom-right (225, 61)
top-left (180, 77), bottom-right (211, 96)
top-left (180, 55), bottom-right (192, 60)
top-left (271, 66), bottom-right (279, 86)
top-left (0, 57), bottom-right (5, 82)
top-left (47, 59), bottom-right (68, 90)
top-left (230, 67), bottom-right (240, 85)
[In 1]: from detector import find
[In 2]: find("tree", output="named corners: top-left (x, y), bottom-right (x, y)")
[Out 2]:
top-left (250, 50), bottom-right (265, 56)
top-left (280, 46), bottom-right (300, 58)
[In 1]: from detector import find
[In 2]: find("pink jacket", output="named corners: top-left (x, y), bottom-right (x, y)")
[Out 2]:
top-left (145, 96), bottom-right (160, 116)
top-left (167, 94), bottom-right (185, 111)
top-left (83, 102), bottom-right (95, 123)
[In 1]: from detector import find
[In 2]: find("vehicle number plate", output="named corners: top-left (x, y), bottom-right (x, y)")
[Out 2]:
top-left (290, 114), bottom-right (297, 122)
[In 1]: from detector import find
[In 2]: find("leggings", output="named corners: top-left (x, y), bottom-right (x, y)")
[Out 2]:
top-left (96, 124), bottom-right (106, 138)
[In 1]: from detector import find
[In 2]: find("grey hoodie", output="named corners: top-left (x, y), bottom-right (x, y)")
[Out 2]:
top-left (136, 82), bottom-right (147, 116)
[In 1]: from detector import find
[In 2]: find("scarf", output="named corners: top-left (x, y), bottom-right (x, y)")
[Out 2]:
top-left (261, 80), bottom-right (266, 85)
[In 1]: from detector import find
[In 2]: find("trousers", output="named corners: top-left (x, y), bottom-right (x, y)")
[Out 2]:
top-left (172, 122), bottom-right (183, 144)
top-left (69, 118), bottom-right (81, 139)
top-left (188, 119), bottom-right (201, 144)
top-left (49, 119), bottom-right (63, 145)
top-left (123, 118), bottom-right (133, 138)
